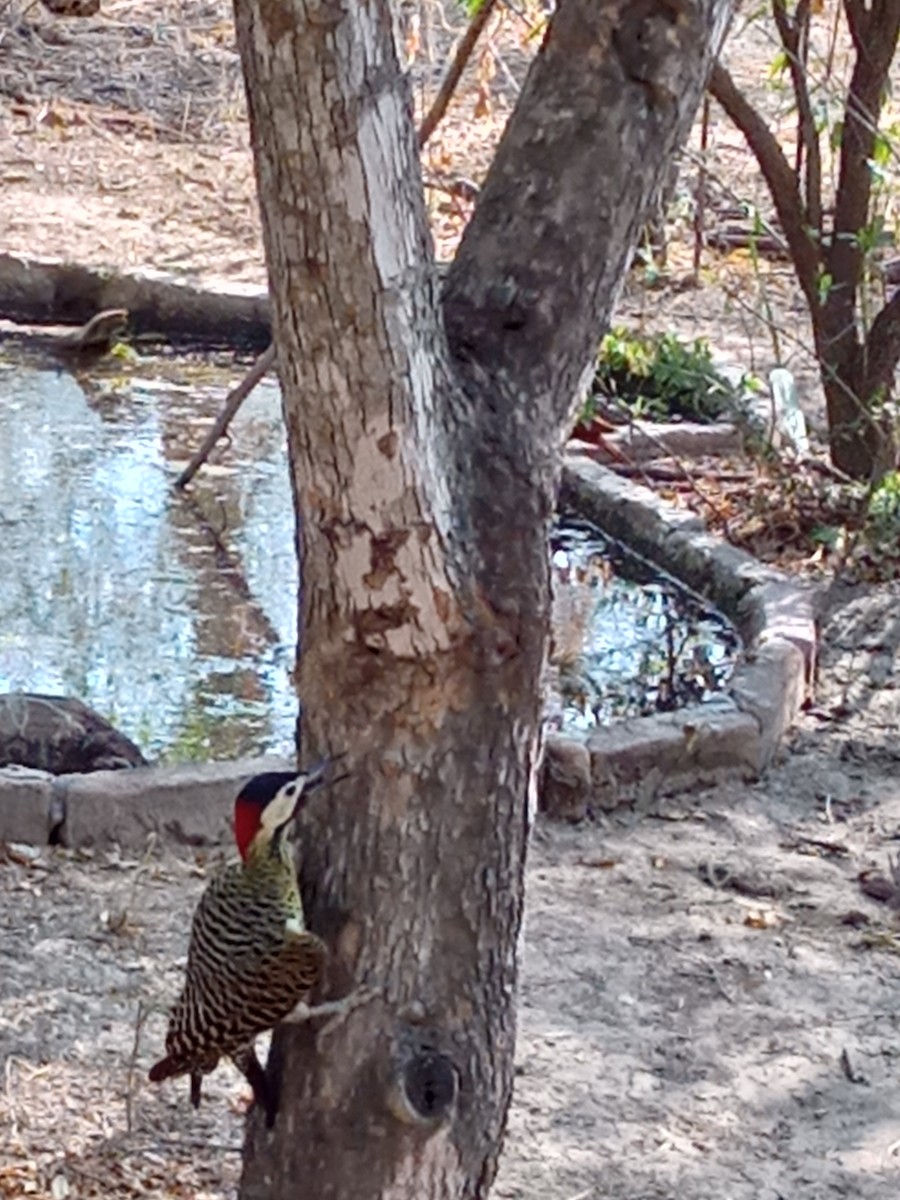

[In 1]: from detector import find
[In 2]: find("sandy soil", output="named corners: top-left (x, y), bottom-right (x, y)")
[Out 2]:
top-left (6, 613), bottom-right (900, 1200)
top-left (3, 2), bottom-right (900, 1198)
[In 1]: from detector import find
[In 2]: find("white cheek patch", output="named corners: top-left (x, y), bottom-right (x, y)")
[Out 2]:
top-left (263, 785), bottom-right (300, 831)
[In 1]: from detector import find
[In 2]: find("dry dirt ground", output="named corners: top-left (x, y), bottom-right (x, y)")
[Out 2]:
top-left (3, 2), bottom-right (900, 1198)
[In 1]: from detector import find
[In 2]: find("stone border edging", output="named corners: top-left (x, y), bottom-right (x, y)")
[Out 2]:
top-left (0, 757), bottom-right (293, 850)
top-left (540, 453), bottom-right (819, 819)
top-left (567, 421), bottom-right (744, 464)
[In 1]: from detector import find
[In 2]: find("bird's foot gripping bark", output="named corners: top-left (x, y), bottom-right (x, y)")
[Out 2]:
top-left (232, 1044), bottom-right (278, 1128)
top-left (283, 986), bottom-right (378, 1029)
top-left (237, 991), bottom-right (377, 1129)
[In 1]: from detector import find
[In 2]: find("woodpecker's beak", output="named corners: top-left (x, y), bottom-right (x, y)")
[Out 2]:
top-left (298, 754), bottom-right (350, 800)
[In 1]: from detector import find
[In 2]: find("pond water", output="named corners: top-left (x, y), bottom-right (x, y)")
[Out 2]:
top-left (548, 522), bottom-right (739, 733)
top-left (0, 357), bottom-right (739, 762)
top-left (0, 357), bottom-right (298, 763)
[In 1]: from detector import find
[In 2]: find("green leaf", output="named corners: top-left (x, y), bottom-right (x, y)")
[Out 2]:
top-left (768, 49), bottom-right (790, 79)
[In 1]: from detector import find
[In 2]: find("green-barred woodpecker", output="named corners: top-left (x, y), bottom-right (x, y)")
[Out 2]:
top-left (148, 768), bottom-right (330, 1125)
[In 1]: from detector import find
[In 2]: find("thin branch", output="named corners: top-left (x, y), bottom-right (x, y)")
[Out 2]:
top-left (601, 400), bottom-right (736, 531)
top-left (692, 95), bottom-right (711, 281)
top-left (708, 62), bottom-right (822, 314)
top-left (417, 0), bottom-right (501, 149)
top-left (790, 0), bottom-right (809, 180)
top-left (772, 0), bottom-right (822, 233)
top-left (125, 1000), bottom-right (149, 1135)
top-left (175, 342), bottom-right (276, 489)
top-left (719, 273), bottom-right (874, 422)
top-left (681, 144), bottom-right (791, 256)
top-left (824, 0), bottom-right (842, 80)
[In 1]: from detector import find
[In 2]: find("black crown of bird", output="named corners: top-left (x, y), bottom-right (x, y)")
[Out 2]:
top-left (148, 764), bottom-right (333, 1126)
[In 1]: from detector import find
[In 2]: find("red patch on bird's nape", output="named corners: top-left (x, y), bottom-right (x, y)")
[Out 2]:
top-left (234, 795), bottom-right (265, 861)
top-left (232, 771), bottom-right (304, 860)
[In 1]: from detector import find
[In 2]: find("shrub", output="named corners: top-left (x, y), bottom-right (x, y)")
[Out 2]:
top-left (584, 327), bottom-right (740, 424)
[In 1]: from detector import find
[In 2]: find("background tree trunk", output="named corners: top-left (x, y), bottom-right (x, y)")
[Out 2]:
top-left (710, 1), bottom-right (900, 482)
top-left (232, 1), bottom-right (734, 1197)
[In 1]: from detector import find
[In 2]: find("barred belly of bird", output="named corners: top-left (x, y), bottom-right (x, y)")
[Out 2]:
top-left (148, 768), bottom-right (331, 1127)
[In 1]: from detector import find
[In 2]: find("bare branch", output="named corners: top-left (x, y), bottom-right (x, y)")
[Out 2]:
top-left (125, 1000), bottom-right (149, 1135)
top-left (175, 343), bottom-right (276, 489)
top-left (708, 62), bottom-right (822, 313)
top-left (417, 0), bottom-right (501, 149)
top-left (693, 95), bottom-right (711, 279)
top-left (772, 0), bottom-right (822, 233)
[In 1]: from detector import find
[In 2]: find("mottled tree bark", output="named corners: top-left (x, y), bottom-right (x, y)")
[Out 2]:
top-left (232, 1), bottom-right (733, 1197)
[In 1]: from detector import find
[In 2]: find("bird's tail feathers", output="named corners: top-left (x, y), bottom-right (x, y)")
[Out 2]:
top-left (148, 1054), bottom-right (182, 1083)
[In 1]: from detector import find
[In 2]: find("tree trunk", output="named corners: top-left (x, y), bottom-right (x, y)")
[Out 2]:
top-left (818, 0), bottom-right (900, 479)
top-left (819, 342), bottom-right (897, 482)
top-left (711, 4), bottom-right (900, 481)
top-left (232, 1), bottom-right (735, 1197)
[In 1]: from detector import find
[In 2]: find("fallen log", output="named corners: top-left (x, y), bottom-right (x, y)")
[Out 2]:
top-left (0, 253), bottom-right (271, 350)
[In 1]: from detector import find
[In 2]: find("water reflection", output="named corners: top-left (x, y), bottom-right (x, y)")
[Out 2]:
top-left (549, 522), bottom-right (740, 732)
top-left (0, 361), bottom-right (297, 762)
top-left (0, 360), bottom-right (740, 763)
